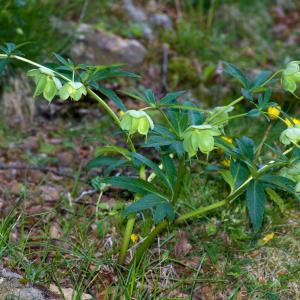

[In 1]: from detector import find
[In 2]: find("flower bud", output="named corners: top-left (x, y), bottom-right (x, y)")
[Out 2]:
top-left (120, 110), bottom-right (154, 136)
top-left (183, 125), bottom-right (221, 157)
top-left (281, 61), bottom-right (300, 93)
top-left (280, 125), bottom-right (300, 145)
top-left (59, 81), bottom-right (87, 101)
top-left (267, 105), bottom-right (281, 120)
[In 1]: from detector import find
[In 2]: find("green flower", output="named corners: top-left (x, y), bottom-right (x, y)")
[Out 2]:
top-left (281, 61), bottom-right (300, 94)
top-left (280, 162), bottom-right (300, 182)
top-left (59, 81), bottom-right (87, 101)
top-left (183, 125), bottom-right (221, 157)
top-left (280, 125), bottom-right (300, 145)
top-left (296, 182), bottom-right (300, 193)
top-left (120, 110), bottom-right (154, 135)
top-left (207, 106), bottom-right (234, 127)
top-left (27, 67), bottom-right (62, 102)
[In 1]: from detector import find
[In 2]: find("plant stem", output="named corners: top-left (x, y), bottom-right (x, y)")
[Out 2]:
top-left (130, 220), bottom-right (168, 266)
top-left (118, 216), bottom-right (136, 264)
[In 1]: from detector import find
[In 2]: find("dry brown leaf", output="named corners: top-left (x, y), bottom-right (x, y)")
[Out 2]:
top-left (49, 284), bottom-right (92, 300)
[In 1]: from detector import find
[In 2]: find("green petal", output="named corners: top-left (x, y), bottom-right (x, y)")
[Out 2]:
top-left (33, 75), bottom-right (47, 97)
top-left (198, 131), bottom-right (215, 154)
top-left (43, 77), bottom-right (57, 102)
top-left (137, 117), bottom-right (150, 135)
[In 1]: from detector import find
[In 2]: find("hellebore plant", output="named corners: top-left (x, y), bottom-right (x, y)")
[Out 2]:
top-left (1, 42), bottom-right (300, 266)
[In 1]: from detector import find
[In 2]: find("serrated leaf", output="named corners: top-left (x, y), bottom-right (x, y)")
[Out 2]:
top-left (53, 53), bottom-right (70, 66)
top-left (153, 202), bottom-right (174, 223)
top-left (234, 136), bottom-right (255, 162)
top-left (144, 89), bottom-right (156, 105)
top-left (259, 175), bottom-right (295, 194)
top-left (0, 59), bottom-right (8, 76)
top-left (123, 194), bottom-right (174, 223)
top-left (230, 160), bottom-right (249, 189)
top-left (223, 62), bottom-right (249, 88)
top-left (130, 153), bottom-right (173, 193)
top-left (251, 71), bottom-right (272, 89)
top-left (97, 85), bottom-right (127, 111)
top-left (265, 188), bottom-right (285, 213)
top-left (160, 91), bottom-right (185, 105)
top-left (104, 176), bottom-right (164, 197)
top-left (246, 180), bottom-right (266, 232)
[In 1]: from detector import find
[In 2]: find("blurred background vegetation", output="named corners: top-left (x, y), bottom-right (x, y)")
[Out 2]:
top-left (2, 0), bottom-right (300, 108)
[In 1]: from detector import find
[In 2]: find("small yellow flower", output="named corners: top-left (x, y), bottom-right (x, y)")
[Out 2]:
top-left (222, 159), bottom-right (230, 168)
top-left (221, 136), bottom-right (233, 144)
top-left (118, 110), bottom-right (125, 117)
top-left (130, 234), bottom-right (139, 243)
top-left (267, 106), bottom-right (281, 120)
top-left (285, 117), bottom-right (300, 127)
top-left (259, 232), bottom-right (275, 245)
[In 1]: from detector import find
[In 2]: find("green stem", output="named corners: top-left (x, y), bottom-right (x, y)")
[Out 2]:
top-left (130, 220), bottom-right (168, 266)
top-left (158, 108), bottom-right (180, 138)
top-left (118, 216), bottom-right (136, 264)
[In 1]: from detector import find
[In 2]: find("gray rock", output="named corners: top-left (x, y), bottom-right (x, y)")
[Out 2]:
top-left (150, 13), bottom-right (172, 29)
top-left (73, 24), bottom-right (147, 66)
top-left (0, 267), bottom-right (60, 300)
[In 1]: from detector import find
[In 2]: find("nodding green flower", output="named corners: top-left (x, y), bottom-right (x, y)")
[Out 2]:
top-left (207, 106), bottom-right (234, 127)
top-left (120, 110), bottom-right (154, 136)
top-left (183, 125), bottom-right (221, 157)
top-left (280, 162), bottom-right (300, 194)
top-left (59, 81), bottom-right (87, 101)
top-left (280, 125), bottom-right (300, 145)
top-left (280, 162), bottom-right (300, 183)
top-left (27, 67), bottom-right (62, 102)
top-left (281, 61), bottom-right (300, 94)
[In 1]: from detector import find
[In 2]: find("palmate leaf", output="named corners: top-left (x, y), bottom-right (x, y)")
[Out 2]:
top-left (222, 61), bottom-right (250, 88)
top-left (123, 194), bottom-right (174, 223)
top-left (259, 174), bottom-right (295, 194)
top-left (90, 65), bottom-right (139, 81)
top-left (233, 136), bottom-right (255, 162)
top-left (230, 160), bottom-right (249, 189)
top-left (97, 85), bottom-right (127, 111)
top-left (130, 153), bottom-right (173, 193)
top-left (246, 180), bottom-right (266, 232)
top-left (250, 71), bottom-right (272, 89)
top-left (160, 91), bottom-right (185, 105)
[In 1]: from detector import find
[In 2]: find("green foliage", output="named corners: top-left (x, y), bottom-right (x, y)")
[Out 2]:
top-left (1, 42), bottom-right (300, 266)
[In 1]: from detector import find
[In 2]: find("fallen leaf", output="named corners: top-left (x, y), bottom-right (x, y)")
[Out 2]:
top-left (49, 284), bottom-right (92, 300)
